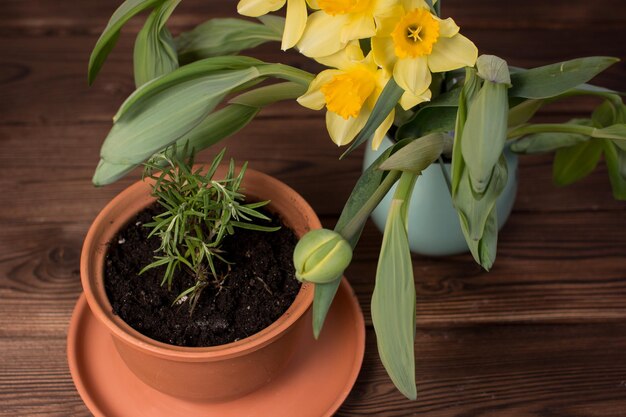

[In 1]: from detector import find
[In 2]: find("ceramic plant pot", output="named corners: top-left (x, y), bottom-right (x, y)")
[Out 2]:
top-left (80, 166), bottom-right (317, 402)
top-left (364, 136), bottom-right (519, 256)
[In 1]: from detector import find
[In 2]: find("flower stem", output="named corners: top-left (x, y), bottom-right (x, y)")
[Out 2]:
top-left (339, 170), bottom-right (402, 241)
top-left (438, 156), bottom-right (452, 194)
top-left (508, 123), bottom-right (595, 139)
top-left (393, 171), bottom-right (418, 222)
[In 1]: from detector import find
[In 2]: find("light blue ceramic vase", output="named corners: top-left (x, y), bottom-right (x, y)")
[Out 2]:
top-left (363, 136), bottom-right (519, 256)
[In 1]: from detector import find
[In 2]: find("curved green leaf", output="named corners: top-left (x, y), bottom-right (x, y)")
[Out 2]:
top-left (553, 140), bottom-right (603, 186)
top-left (372, 172), bottom-right (417, 400)
top-left (379, 133), bottom-right (444, 174)
top-left (511, 119), bottom-right (592, 154)
top-left (94, 68), bottom-right (261, 185)
top-left (511, 131), bottom-right (589, 154)
top-left (176, 18), bottom-right (282, 64)
top-left (508, 99), bottom-right (544, 127)
top-left (509, 57), bottom-right (619, 99)
top-left (603, 139), bottom-right (626, 200)
top-left (88, 0), bottom-right (163, 85)
top-left (396, 107), bottom-right (457, 140)
top-left (230, 82), bottom-right (307, 108)
top-left (175, 104), bottom-right (261, 155)
top-left (133, 0), bottom-right (180, 87)
top-left (116, 56), bottom-right (264, 120)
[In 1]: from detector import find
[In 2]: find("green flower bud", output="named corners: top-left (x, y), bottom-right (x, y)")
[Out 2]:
top-left (293, 229), bottom-right (353, 284)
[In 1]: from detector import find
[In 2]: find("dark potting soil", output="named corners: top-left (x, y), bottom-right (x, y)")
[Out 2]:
top-left (104, 204), bottom-right (301, 347)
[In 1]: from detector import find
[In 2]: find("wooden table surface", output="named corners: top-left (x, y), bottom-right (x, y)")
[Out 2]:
top-left (1, 0), bottom-right (625, 415)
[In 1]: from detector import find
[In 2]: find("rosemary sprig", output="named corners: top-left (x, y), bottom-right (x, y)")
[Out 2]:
top-left (140, 147), bottom-right (279, 311)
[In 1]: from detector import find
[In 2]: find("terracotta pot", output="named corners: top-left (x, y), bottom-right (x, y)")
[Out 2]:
top-left (80, 166), bottom-right (317, 402)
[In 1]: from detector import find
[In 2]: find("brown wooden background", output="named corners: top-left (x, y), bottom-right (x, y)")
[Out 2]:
top-left (1, 0), bottom-right (626, 415)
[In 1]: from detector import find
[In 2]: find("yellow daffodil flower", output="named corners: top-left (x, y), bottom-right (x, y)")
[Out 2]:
top-left (372, 0), bottom-right (478, 99)
top-left (297, 0), bottom-right (398, 58)
top-left (297, 43), bottom-right (430, 149)
top-left (237, 0), bottom-right (314, 50)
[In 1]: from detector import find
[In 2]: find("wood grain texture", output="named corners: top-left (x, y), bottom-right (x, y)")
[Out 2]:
top-left (0, 0), bottom-right (625, 415)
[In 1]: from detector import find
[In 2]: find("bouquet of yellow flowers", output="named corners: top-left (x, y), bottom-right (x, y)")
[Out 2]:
top-left (88, 0), bottom-right (625, 398)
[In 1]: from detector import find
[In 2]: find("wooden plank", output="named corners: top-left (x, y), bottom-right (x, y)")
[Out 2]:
top-left (348, 211), bottom-right (626, 326)
top-left (1, 207), bottom-right (625, 335)
top-left (0, 121), bottom-right (623, 222)
top-left (3, 0), bottom-right (625, 29)
top-left (0, 338), bottom-right (90, 417)
top-left (3, 325), bottom-right (626, 416)
top-left (0, 28), bottom-right (624, 126)
top-left (338, 325), bottom-right (626, 416)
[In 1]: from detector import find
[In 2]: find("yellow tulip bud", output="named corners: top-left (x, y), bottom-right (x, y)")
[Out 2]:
top-left (293, 229), bottom-right (352, 284)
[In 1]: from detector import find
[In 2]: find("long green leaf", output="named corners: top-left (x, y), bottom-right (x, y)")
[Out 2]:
top-left (511, 131), bottom-right (589, 154)
top-left (176, 18), bottom-right (282, 64)
top-left (116, 56), bottom-right (264, 120)
top-left (174, 104), bottom-right (261, 155)
top-left (603, 139), bottom-right (626, 200)
top-left (230, 82), bottom-right (307, 107)
top-left (94, 68), bottom-right (260, 185)
top-left (88, 0), bottom-right (163, 85)
top-left (395, 88), bottom-right (461, 139)
top-left (595, 124), bottom-right (626, 144)
top-left (379, 133), bottom-right (444, 174)
top-left (511, 119), bottom-right (592, 154)
top-left (509, 57), bottom-right (619, 99)
top-left (553, 140), bottom-right (603, 186)
top-left (371, 173), bottom-right (417, 400)
top-left (133, 0), bottom-right (180, 87)
top-left (508, 99), bottom-right (544, 127)
top-left (395, 107), bottom-right (457, 140)
top-left (256, 63), bottom-right (315, 86)
top-left (341, 78), bottom-right (404, 158)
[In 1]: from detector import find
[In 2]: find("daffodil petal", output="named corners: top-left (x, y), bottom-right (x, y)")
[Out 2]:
top-left (297, 69), bottom-right (342, 110)
top-left (326, 108), bottom-right (370, 146)
top-left (372, 36), bottom-right (396, 73)
top-left (298, 11), bottom-right (349, 58)
top-left (374, 0), bottom-right (402, 15)
top-left (372, 109), bottom-right (395, 150)
top-left (281, 0), bottom-right (308, 50)
top-left (340, 13), bottom-right (376, 43)
top-left (402, 0), bottom-right (429, 10)
top-left (399, 88), bottom-right (431, 110)
top-left (394, 56), bottom-right (431, 96)
top-left (435, 16), bottom-right (460, 37)
top-left (306, 0), bottom-right (319, 8)
top-left (428, 34), bottom-right (478, 72)
top-left (237, 0), bottom-right (285, 17)
top-left (374, 5), bottom-right (404, 36)
top-left (315, 41), bottom-right (364, 69)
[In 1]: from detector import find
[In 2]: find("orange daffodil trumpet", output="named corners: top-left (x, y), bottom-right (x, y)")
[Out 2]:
top-left (237, 0), bottom-right (314, 50)
top-left (372, 0), bottom-right (478, 98)
top-left (297, 43), bottom-right (409, 149)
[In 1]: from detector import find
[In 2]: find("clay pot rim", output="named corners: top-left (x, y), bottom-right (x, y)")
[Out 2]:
top-left (81, 166), bottom-right (316, 362)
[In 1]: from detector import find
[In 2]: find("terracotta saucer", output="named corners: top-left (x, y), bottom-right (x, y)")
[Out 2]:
top-left (67, 278), bottom-right (365, 417)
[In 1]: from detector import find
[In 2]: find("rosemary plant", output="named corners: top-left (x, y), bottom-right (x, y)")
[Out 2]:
top-left (141, 148), bottom-right (279, 311)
